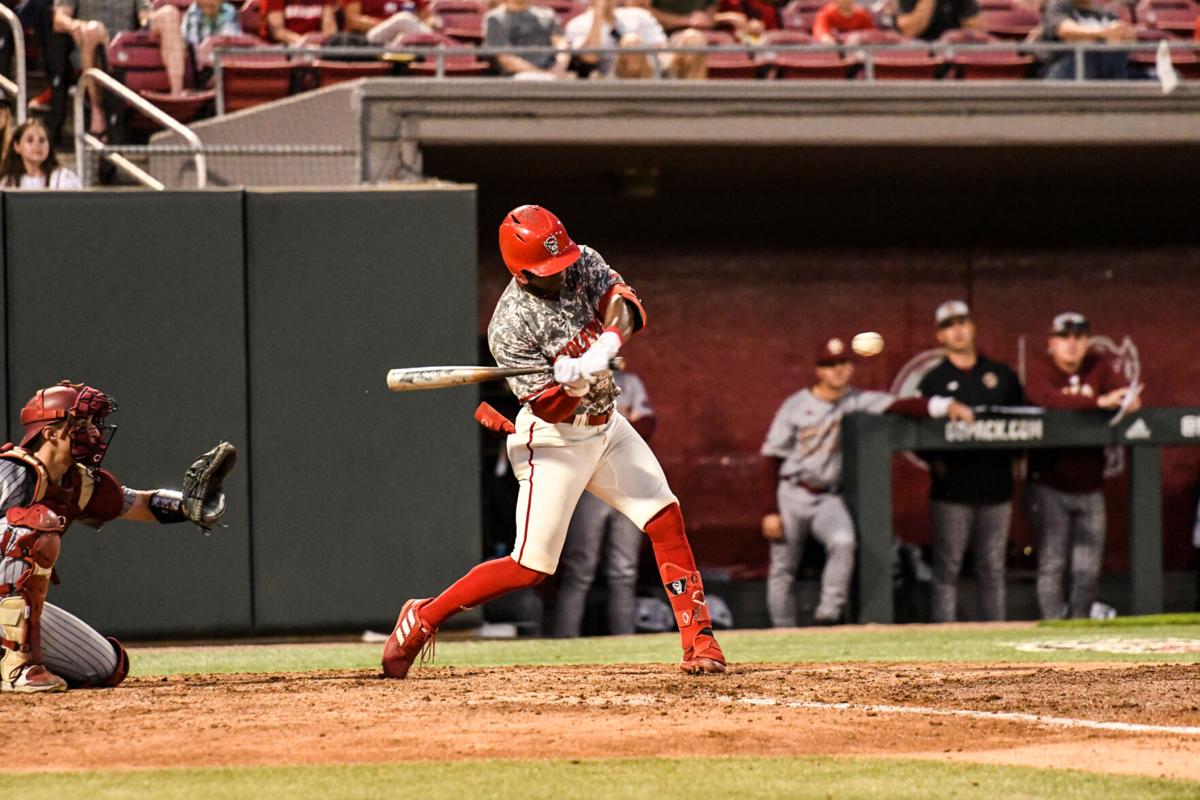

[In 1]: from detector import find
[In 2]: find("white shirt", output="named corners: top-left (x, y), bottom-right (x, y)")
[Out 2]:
top-left (1, 167), bottom-right (82, 190)
top-left (564, 7), bottom-right (666, 75)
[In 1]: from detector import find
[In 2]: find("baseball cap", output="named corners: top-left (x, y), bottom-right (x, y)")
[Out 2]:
top-left (935, 300), bottom-right (971, 327)
top-left (816, 337), bottom-right (852, 366)
top-left (1050, 311), bottom-right (1090, 336)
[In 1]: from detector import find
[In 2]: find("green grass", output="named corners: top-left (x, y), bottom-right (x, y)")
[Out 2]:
top-left (19, 757), bottom-right (1200, 800)
top-left (129, 620), bottom-right (1200, 677)
top-left (1037, 613), bottom-right (1200, 628)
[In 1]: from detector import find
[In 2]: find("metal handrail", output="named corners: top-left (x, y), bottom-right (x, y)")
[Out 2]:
top-left (211, 40), bottom-right (1200, 95)
top-left (73, 68), bottom-right (207, 188)
top-left (0, 5), bottom-right (26, 125)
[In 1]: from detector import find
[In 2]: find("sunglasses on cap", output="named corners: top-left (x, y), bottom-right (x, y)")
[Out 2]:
top-left (1051, 312), bottom-right (1090, 335)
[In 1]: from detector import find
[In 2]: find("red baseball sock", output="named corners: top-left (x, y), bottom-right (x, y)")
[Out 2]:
top-left (420, 556), bottom-right (546, 628)
top-left (643, 503), bottom-right (697, 572)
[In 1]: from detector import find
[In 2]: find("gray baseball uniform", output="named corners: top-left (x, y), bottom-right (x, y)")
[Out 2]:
top-left (761, 388), bottom-right (901, 626)
top-left (555, 372), bottom-right (653, 638)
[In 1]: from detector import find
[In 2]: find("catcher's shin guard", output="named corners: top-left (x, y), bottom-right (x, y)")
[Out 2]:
top-left (381, 598), bottom-right (437, 679)
top-left (660, 563), bottom-right (726, 674)
top-left (1, 522), bottom-right (67, 694)
top-left (0, 595), bottom-right (66, 694)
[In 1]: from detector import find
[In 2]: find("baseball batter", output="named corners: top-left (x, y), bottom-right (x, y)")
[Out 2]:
top-left (0, 381), bottom-right (233, 693)
top-left (761, 338), bottom-right (970, 626)
top-left (383, 205), bottom-right (725, 677)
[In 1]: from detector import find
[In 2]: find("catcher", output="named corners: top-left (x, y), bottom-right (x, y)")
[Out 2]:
top-left (0, 380), bottom-right (235, 693)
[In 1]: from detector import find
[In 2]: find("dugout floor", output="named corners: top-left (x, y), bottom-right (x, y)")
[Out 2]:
top-left (9, 659), bottom-right (1199, 781)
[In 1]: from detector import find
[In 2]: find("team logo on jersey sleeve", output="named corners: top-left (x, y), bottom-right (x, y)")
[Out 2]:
top-left (544, 234), bottom-right (560, 256)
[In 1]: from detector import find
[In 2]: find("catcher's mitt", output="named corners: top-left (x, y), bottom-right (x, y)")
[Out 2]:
top-left (183, 442), bottom-right (237, 531)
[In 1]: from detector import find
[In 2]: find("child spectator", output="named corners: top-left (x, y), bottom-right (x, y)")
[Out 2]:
top-left (812, 0), bottom-right (875, 42)
top-left (0, 118), bottom-right (81, 189)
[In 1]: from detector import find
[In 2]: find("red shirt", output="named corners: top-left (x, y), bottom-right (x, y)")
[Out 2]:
top-left (261, 0), bottom-right (333, 39)
top-left (338, 0), bottom-right (426, 17)
top-left (1025, 351), bottom-right (1124, 493)
top-left (812, 3), bottom-right (875, 40)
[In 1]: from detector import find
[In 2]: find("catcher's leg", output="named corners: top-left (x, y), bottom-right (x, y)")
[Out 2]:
top-left (0, 533), bottom-right (67, 693)
top-left (41, 602), bottom-right (127, 687)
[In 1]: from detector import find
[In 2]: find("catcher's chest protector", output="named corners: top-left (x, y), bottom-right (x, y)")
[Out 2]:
top-left (0, 446), bottom-right (96, 534)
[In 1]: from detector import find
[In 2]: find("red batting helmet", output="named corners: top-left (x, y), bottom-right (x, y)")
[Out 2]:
top-left (18, 381), bottom-right (117, 466)
top-left (498, 205), bottom-right (580, 284)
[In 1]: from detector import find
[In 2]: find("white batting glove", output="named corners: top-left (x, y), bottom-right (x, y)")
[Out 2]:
top-left (553, 357), bottom-right (592, 397)
top-left (577, 331), bottom-right (622, 381)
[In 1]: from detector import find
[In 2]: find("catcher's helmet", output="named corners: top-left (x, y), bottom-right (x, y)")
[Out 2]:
top-left (499, 205), bottom-right (580, 284)
top-left (19, 381), bottom-right (117, 466)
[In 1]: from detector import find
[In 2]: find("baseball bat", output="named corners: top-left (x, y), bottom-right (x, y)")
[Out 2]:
top-left (386, 357), bottom-right (625, 393)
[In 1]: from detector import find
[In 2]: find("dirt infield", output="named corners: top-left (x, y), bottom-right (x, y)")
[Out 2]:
top-left (9, 662), bottom-right (1199, 780)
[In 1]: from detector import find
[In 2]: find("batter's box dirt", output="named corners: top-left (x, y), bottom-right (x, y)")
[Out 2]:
top-left (7, 663), bottom-right (1199, 781)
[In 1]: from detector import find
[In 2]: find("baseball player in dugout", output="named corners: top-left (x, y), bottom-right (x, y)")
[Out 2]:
top-left (0, 381), bottom-right (235, 693)
top-left (761, 338), bottom-right (973, 627)
top-left (918, 301), bottom-right (1026, 623)
top-left (1024, 312), bottom-right (1141, 619)
top-left (383, 205), bottom-right (726, 677)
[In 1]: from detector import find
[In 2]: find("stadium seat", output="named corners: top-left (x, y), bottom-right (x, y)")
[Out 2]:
top-left (439, 10), bottom-right (485, 42)
top-left (701, 29), bottom-right (761, 78)
top-left (847, 30), bottom-right (944, 78)
top-left (1128, 39), bottom-right (1200, 76)
top-left (399, 32), bottom-right (491, 75)
top-left (107, 31), bottom-right (213, 125)
top-left (139, 89), bottom-right (217, 123)
top-left (221, 59), bottom-right (294, 111)
top-left (1138, 3), bottom-right (1199, 35)
top-left (939, 29), bottom-right (1033, 78)
top-left (314, 58), bottom-right (393, 86)
top-left (979, 7), bottom-right (1042, 39)
top-left (195, 34), bottom-right (277, 71)
top-left (151, 0), bottom-right (192, 10)
top-left (239, 0), bottom-right (263, 36)
top-left (765, 30), bottom-right (853, 78)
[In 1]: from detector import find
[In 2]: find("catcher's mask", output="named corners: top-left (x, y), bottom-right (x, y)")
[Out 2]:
top-left (19, 381), bottom-right (118, 468)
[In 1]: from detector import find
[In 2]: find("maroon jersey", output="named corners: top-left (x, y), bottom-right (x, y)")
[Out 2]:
top-left (1025, 351), bottom-right (1123, 493)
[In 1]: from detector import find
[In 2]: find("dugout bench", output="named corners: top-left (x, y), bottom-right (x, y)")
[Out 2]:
top-left (842, 407), bottom-right (1200, 624)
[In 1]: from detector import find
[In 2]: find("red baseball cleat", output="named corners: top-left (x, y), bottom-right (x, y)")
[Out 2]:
top-left (381, 598), bottom-right (437, 679)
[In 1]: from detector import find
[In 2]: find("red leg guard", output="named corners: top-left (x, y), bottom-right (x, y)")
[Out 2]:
top-left (420, 556), bottom-right (547, 629)
top-left (103, 636), bottom-right (129, 687)
top-left (644, 504), bottom-right (726, 674)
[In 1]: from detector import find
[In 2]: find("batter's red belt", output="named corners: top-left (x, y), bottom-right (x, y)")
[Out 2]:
top-left (781, 476), bottom-right (836, 495)
top-left (570, 413), bottom-right (611, 428)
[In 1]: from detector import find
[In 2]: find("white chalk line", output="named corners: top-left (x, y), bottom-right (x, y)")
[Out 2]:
top-left (724, 695), bottom-right (1200, 737)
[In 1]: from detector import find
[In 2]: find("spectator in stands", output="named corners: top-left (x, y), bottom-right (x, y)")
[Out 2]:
top-left (917, 300), bottom-right (1025, 622)
top-left (1024, 312), bottom-right (1140, 619)
top-left (182, 0), bottom-right (242, 46)
top-left (53, 0), bottom-right (188, 135)
top-left (554, 368), bottom-right (656, 638)
top-left (262, 0), bottom-right (337, 44)
top-left (13, 0), bottom-right (56, 112)
top-left (812, 0), bottom-right (875, 43)
top-left (0, 118), bottom-right (81, 188)
top-left (485, 0), bottom-right (573, 77)
top-left (1040, 0), bottom-right (1132, 80)
top-left (896, 0), bottom-right (981, 40)
top-left (345, 0), bottom-right (440, 47)
top-left (646, 0), bottom-right (755, 37)
top-left (565, 0), bottom-right (706, 78)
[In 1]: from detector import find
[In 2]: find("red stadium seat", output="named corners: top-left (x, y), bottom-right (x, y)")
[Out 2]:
top-left (151, 0), bottom-right (192, 10)
top-left (781, 0), bottom-right (820, 31)
top-left (979, 7), bottom-right (1041, 39)
top-left (399, 32), bottom-right (491, 75)
top-left (439, 10), bottom-right (485, 42)
top-left (221, 59), bottom-right (294, 111)
top-left (1128, 40), bottom-right (1200, 76)
top-left (1139, 3), bottom-right (1199, 35)
top-left (939, 29), bottom-right (1033, 78)
top-left (195, 34), bottom-right (276, 70)
top-left (139, 89), bottom-right (217, 123)
top-left (107, 32), bottom-right (213, 127)
top-left (701, 30), bottom-right (761, 78)
top-left (430, 0), bottom-right (485, 11)
top-left (764, 30), bottom-right (853, 78)
top-left (314, 58), bottom-right (393, 86)
top-left (847, 30), bottom-right (944, 78)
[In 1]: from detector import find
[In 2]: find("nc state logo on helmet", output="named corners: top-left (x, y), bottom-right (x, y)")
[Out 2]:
top-left (498, 205), bottom-right (580, 284)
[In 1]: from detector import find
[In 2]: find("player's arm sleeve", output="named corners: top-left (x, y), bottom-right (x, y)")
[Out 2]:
top-left (488, 319), bottom-right (554, 401)
top-left (78, 469), bottom-right (126, 528)
top-left (760, 400), bottom-right (796, 458)
top-left (0, 460), bottom-right (36, 514)
top-left (583, 249), bottom-right (647, 333)
top-left (852, 390), bottom-right (937, 419)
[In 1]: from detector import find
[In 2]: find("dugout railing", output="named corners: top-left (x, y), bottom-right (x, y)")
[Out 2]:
top-left (842, 407), bottom-right (1200, 624)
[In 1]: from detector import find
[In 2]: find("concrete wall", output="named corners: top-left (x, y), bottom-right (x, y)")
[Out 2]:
top-left (0, 186), bottom-right (478, 638)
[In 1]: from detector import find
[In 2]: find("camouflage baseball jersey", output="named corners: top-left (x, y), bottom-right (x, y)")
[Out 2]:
top-left (761, 389), bottom-right (896, 490)
top-left (488, 245), bottom-right (625, 417)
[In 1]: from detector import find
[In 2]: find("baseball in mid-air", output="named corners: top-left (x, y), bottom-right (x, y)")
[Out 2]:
top-left (851, 331), bottom-right (885, 357)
